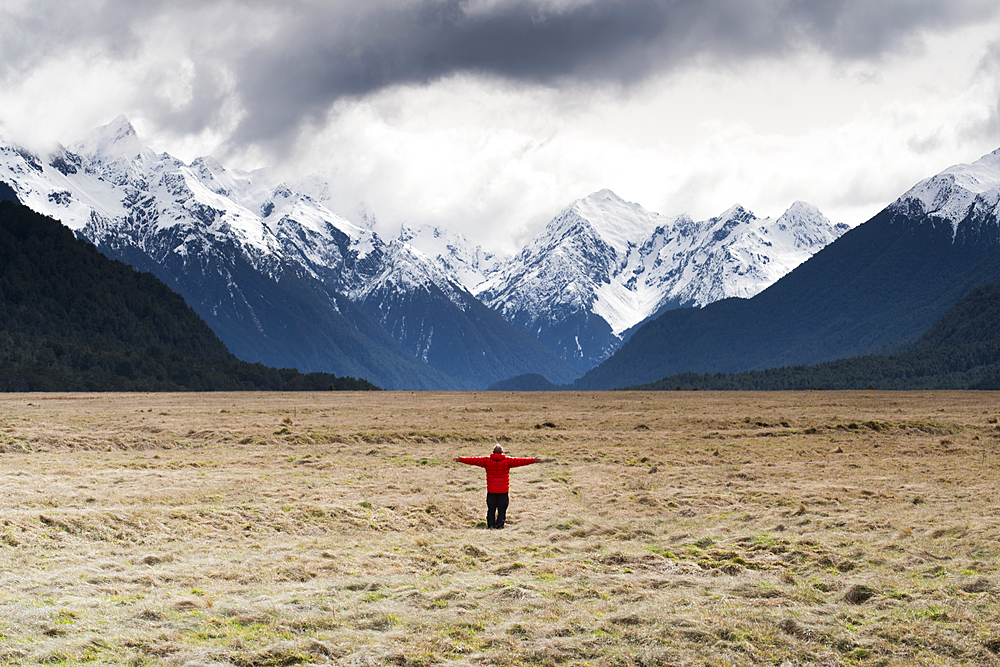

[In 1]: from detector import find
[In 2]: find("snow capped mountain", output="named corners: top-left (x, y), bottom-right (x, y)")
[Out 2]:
top-left (475, 190), bottom-right (664, 368)
top-left (258, 184), bottom-right (386, 291)
top-left (1, 120), bottom-right (408, 386)
top-left (344, 238), bottom-right (578, 386)
top-left (74, 114), bottom-right (145, 162)
top-left (2, 116), bottom-right (390, 290)
top-left (479, 190), bottom-right (663, 319)
top-left (0, 116), bottom-right (577, 389)
top-left (1, 128), bottom-right (126, 232)
top-left (891, 147), bottom-right (1000, 236)
top-left (352, 239), bottom-right (470, 311)
top-left (0, 115), bottom-right (862, 385)
top-left (478, 190), bottom-right (848, 372)
top-left (637, 200), bottom-right (849, 311)
top-left (398, 224), bottom-right (507, 291)
top-left (570, 188), bottom-right (664, 255)
top-left (576, 145), bottom-right (1000, 391)
top-left (9, 122), bottom-right (998, 391)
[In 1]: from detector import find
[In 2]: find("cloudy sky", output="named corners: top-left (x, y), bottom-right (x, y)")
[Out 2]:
top-left (2, 0), bottom-right (1000, 252)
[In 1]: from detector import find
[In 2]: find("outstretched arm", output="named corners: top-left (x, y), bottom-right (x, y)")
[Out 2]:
top-left (505, 456), bottom-right (539, 468)
top-left (454, 456), bottom-right (489, 467)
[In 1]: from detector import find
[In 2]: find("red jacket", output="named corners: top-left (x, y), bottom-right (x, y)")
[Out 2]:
top-left (457, 452), bottom-right (535, 493)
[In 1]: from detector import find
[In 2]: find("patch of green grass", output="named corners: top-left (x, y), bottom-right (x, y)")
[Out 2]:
top-left (648, 546), bottom-right (679, 559)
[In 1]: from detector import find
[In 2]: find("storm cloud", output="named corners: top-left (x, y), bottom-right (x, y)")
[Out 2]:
top-left (231, 0), bottom-right (1000, 145)
top-left (3, 0), bottom-right (997, 147)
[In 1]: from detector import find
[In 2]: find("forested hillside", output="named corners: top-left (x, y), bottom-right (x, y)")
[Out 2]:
top-left (0, 201), bottom-right (378, 391)
top-left (631, 284), bottom-right (1000, 391)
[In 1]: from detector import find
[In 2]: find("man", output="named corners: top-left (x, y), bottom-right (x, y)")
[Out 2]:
top-left (453, 444), bottom-right (546, 529)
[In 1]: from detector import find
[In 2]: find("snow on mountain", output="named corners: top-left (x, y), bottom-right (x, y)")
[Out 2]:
top-left (575, 146), bottom-right (1000, 391)
top-left (478, 190), bottom-right (662, 321)
top-left (570, 188), bottom-right (664, 255)
top-left (54, 117), bottom-right (472, 300)
top-left (346, 236), bottom-right (579, 388)
top-left (0, 115), bottom-right (854, 383)
top-left (398, 223), bottom-right (507, 291)
top-left (478, 190), bottom-right (847, 371)
top-left (892, 147), bottom-right (1000, 235)
top-left (1, 129), bottom-right (125, 230)
top-left (635, 200), bottom-right (849, 313)
top-left (1, 120), bottom-right (405, 381)
top-left (1, 118), bottom-right (278, 268)
top-left (73, 114), bottom-right (148, 165)
top-left (257, 184), bottom-right (387, 291)
top-left (350, 239), bottom-right (469, 309)
top-left (0, 116), bottom-right (579, 388)
top-left (1, 117), bottom-right (397, 286)
top-left (473, 191), bottom-right (670, 369)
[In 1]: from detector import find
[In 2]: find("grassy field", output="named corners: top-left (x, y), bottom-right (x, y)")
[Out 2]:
top-left (0, 390), bottom-right (998, 666)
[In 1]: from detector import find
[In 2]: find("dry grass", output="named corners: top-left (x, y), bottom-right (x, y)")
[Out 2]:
top-left (0, 390), bottom-right (998, 666)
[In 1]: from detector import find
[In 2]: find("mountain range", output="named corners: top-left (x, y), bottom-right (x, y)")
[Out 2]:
top-left (476, 191), bottom-right (847, 371)
top-left (0, 116), bottom-right (843, 389)
top-left (572, 147), bottom-right (1000, 389)
top-left (2, 117), bottom-right (577, 389)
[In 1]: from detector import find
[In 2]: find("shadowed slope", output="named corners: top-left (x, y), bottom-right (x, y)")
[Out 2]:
top-left (632, 282), bottom-right (1000, 391)
top-left (0, 201), bottom-right (378, 391)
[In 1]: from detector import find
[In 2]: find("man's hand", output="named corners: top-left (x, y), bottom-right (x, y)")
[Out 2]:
top-left (535, 457), bottom-right (554, 463)
top-left (453, 457), bottom-right (461, 462)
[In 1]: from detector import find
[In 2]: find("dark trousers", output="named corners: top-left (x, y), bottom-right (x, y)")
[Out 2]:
top-left (486, 492), bottom-right (509, 528)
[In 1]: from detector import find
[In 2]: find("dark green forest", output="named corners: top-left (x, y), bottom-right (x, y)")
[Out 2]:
top-left (630, 284), bottom-right (1000, 391)
top-left (0, 201), bottom-right (378, 391)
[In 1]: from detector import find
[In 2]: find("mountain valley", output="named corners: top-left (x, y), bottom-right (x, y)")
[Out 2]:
top-left (1, 116), bottom-right (845, 388)
top-left (575, 148), bottom-right (1000, 389)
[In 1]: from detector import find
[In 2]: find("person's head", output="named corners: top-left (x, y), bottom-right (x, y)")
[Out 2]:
top-left (493, 444), bottom-right (504, 454)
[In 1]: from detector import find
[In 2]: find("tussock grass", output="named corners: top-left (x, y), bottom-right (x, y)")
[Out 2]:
top-left (0, 390), bottom-right (999, 665)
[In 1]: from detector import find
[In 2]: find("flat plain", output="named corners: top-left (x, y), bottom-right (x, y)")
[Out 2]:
top-left (0, 390), bottom-right (998, 666)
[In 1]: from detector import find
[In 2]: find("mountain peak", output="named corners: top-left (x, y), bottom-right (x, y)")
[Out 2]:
top-left (715, 204), bottom-right (755, 224)
top-left (399, 223), bottom-right (446, 244)
top-left (566, 189), bottom-right (661, 252)
top-left (398, 223), bottom-right (505, 293)
top-left (777, 201), bottom-right (832, 228)
top-left (972, 145), bottom-right (1000, 170)
top-left (785, 200), bottom-right (822, 216)
top-left (894, 147), bottom-right (1000, 230)
top-left (578, 189), bottom-right (624, 204)
top-left (74, 115), bottom-right (144, 163)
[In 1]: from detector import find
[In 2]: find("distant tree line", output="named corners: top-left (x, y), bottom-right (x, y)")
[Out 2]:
top-left (629, 284), bottom-right (1000, 392)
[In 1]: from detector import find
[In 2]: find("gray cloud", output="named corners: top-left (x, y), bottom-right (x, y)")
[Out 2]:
top-left (3, 0), bottom-right (998, 149)
top-left (228, 0), bottom-right (1000, 147)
